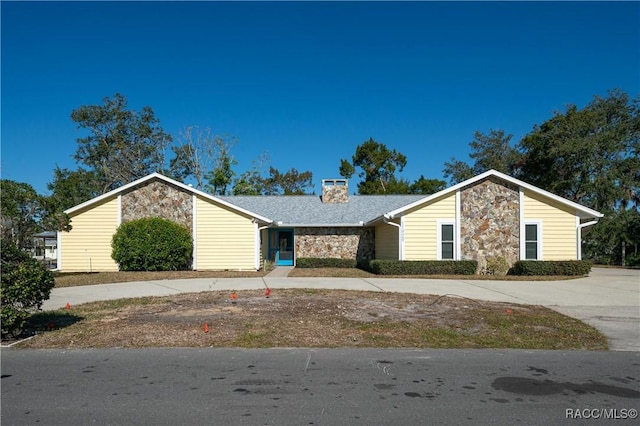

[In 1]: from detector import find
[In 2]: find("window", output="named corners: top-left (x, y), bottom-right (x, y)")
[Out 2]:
top-left (437, 221), bottom-right (455, 260)
top-left (525, 223), bottom-right (539, 260)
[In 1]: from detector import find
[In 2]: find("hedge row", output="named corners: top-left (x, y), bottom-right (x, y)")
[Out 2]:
top-left (509, 260), bottom-right (592, 276)
top-left (295, 258), bottom-right (592, 276)
top-left (363, 260), bottom-right (478, 275)
top-left (296, 258), bottom-right (358, 268)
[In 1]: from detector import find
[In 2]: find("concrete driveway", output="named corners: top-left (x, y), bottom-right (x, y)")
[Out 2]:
top-left (43, 268), bottom-right (639, 351)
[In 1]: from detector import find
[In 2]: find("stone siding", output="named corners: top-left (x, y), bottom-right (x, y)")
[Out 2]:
top-left (295, 227), bottom-right (374, 260)
top-left (321, 180), bottom-right (349, 203)
top-left (121, 180), bottom-right (193, 234)
top-left (460, 177), bottom-right (520, 270)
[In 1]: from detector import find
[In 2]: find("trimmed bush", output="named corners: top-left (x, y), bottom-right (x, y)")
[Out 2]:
top-left (111, 217), bottom-right (193, 271)
top-left (296, 257), bottom-right (358, 268)
top-left (365, 260), bottom-right (478, 275)
top-left (484, 256), bottom-right (510, 276)
top-left (1, 241), bottom-right (55, 336)
top-left (510, 260), bottom-right (592, 276)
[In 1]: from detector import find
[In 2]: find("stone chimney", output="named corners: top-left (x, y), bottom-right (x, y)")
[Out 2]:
top-left (322, 179), bottom-right (348, 203)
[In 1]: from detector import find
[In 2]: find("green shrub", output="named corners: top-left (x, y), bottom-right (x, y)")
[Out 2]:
top-left (509, 260), bottom-right (592, 276)
top-left (365, 260), bottom-right (478, 275)
top-left (626, 253), bottom-right (640, 268)
top-left (111, 217), bottom-right (193, 271)
top-left (484, 256), bottom-right (510, 276)
top-left (1, 241), bottom-right (55, 336)
top-left (296, 257), bottom-right (357, 268)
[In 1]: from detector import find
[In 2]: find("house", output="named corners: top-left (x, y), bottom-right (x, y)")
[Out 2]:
top-left (57, 170), bottom-right (603, 272)
top-left (32, 230), bottom-right (58, 269)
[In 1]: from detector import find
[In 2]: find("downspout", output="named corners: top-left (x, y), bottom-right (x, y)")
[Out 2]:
top-left (383, 214), bottom-right (403, 260)
top-left (255, 222), bottom-right (271, 270)
top-left (577, 219), bottom-right (599, 260)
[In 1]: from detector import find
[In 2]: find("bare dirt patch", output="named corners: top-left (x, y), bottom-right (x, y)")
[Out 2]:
top-left (17, 289), bottom-right (607, 350)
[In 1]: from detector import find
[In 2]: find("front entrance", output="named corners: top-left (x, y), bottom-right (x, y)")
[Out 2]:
top-left (270, 229), bottom-right (294, 266)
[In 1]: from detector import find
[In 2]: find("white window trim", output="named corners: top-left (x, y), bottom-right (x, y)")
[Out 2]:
top-left (522, 220), bottom-right (543, 260)
top-left (437, 219), bottom-right (456, 260)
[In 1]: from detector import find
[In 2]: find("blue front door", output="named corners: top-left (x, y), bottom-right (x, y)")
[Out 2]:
top-left (275, 230), bottom-right (294, 266)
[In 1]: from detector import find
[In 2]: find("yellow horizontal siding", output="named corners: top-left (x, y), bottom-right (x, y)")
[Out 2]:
top-left (375, 221), bottom-right (399, 259)
top-left (61, 196), bottom-right (119, 272)
top-left (196, 196), bottom-right (256, 270)
top-left (403, 193), bottom-right (456, 260)
top-left (523, 190), bottom-right (577, 260)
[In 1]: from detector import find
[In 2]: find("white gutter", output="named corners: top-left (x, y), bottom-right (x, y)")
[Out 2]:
top-left (274, 223), bottom-right (367, 228)
top-left (576, 219), bottom-right (600, 260)
top-left (383, 214), bottom-right (403, 260)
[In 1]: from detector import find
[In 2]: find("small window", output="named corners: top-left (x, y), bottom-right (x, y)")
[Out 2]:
top-left (525, 224), bottom-right (539, 260)
top-left (441, 223), bottom-right (455, 260)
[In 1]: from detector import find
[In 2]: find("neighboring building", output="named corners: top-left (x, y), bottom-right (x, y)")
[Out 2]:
top-left (32, 230), bottom-right (58, 269)
top-left (58, 170), bottom-right (603, 272)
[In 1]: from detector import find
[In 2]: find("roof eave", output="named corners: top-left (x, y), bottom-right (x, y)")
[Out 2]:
top-left (382, 169), bottom-right (604, 220)
top-left (64, 172), bottom-right (274, 224)
top-left (273, 222), bottom-right (367, 228)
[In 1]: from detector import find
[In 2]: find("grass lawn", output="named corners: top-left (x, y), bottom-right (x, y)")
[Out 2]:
top-left (54, 270), bottom-right (267, 287)
top-left (54, 268), bottom-right (581, 288)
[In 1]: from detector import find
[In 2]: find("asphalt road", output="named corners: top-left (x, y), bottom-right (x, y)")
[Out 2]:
top-left (2, 348), bottom-right (639, 425)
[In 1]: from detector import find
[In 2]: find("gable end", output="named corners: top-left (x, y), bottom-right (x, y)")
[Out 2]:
top-left (121, 178), bottom-right (193, 234)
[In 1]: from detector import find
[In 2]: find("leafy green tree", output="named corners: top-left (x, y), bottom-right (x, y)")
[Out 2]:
top-left (518, 89), bottom-right (639, 212)
top-left (232, 173), bottom-right (263, 195)
top-left (410, 176), bottom-right (447, 195)
top-left (41, 167), bottom-right (103, 233)
top-left (443, 129), bottom-right (521, 184)
top-left (1, 240), bottom-right (55, 336)
top-left (517, 89), bottom-right (639, 265)
top-left (339, 138), bottom-right (408, 194)
top-left (356, 176), bottom-right (411, 195)
top-left (171, 126), bottom-right (237, 194)
top-left (263, 167), bottom-right (314, 195)
top-left (583, 209), bottom-right (640, 266)
top-left (47, 167), bottom-right (101, 210)
top-left (204, 139), bottom-right (237, 195)
top-left (0, 180), bottom-right (44, 249)
top-left (232, 151), bottom-right (271, 195)
top-left (71, 93), bottom-right (173, 193)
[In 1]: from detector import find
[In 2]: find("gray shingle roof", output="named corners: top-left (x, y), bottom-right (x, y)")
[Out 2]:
top-left (218, 194), bottom-right (426, 226)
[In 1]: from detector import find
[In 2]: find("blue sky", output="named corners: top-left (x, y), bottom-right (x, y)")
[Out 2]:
top-left (2, 1), bottom-right (638, 195)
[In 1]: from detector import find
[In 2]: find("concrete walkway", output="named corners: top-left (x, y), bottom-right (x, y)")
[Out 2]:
top-left (43, 268), bottom-right (640, 351)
